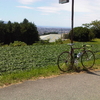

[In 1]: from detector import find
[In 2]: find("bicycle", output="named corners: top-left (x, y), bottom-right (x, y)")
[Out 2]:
top-left (57, 43), bottom-right (95, 72)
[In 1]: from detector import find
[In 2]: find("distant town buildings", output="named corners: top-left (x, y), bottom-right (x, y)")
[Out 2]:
top-left (37, 27), bottom-right (71, 35)
top-left (38, 27), bottom-right (71, 42)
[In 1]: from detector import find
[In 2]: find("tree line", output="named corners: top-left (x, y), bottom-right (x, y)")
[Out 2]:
top-left (0, 18), bottom-right (39, 45)
top-left (83, 20), bottom-right (100, 38)
top-left (68, 20), bottom-right (100, 42)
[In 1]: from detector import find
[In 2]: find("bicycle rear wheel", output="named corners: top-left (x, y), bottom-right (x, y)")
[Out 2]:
top-left (57, 51), bottom-right (71, 72)
top-left (81, 50), bottom-right (95, 69)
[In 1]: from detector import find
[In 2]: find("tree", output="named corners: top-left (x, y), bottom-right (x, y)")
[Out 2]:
top-left (0, 21), bottom-right (5, 43)
top-left (83, 20), bottom-right (100, 38)
top-left (12, 22), bottom-right (21, 41)
top-left (4, 21), bottom-right (13, 44)
top-left (69, 27), bottom-right (95, 42)
top-left (20, 18), bottom-right (39, 45)
top-left (0, 19), bottom-right (39, 45)
top-left (0, 20), bottom-right (4, 24)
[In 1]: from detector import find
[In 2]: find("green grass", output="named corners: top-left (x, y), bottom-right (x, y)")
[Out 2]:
top-left (0, 65), bottom-right (60, 86)
top-left (90, 38), bottom-right (100, 43)
top-left (0, 39), bottom-right (100, 87)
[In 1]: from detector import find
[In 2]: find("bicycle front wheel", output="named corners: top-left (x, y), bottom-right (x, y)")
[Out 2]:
top-left (81, 50), bottom-right (95, 69)
top-left (57, 51), bottom-right (71, 72)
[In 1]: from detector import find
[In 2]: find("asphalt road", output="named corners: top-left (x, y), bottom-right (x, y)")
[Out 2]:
top-left (0, 71), bottom-right (100, 100)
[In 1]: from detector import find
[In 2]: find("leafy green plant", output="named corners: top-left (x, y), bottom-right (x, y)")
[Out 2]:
top-left (10, 41), bottom-right (27, 46)
top-left (55, 38), bottom-right (63, 44)
top-left (0, 41), bottom-right (100, 75)
top-left (0, 44), bottom-right (67, 75)
top-left (34, 39), bottom-right (50, 45)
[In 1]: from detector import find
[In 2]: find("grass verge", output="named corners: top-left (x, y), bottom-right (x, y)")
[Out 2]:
top-left (0, 62), bottom-right (100, 88)
top-left (0, 65), bottom-right (60, 87)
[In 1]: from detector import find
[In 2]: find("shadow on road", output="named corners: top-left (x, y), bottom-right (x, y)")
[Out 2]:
top-left (86, 70), bottom-right (100, 76)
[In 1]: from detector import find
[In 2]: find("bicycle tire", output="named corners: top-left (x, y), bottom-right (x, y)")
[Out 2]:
top-left (81, 50), bottom-right (95, 69)
top-left (57, 51), bottom-right (71, 72)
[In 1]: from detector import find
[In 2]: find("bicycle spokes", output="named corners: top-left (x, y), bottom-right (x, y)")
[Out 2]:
top-left (81, 50), bottom-right (95, 69)
top-left (57, 51), bottom-right (71, 72)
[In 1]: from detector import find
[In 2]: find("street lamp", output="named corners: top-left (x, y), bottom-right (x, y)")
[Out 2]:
top-left (59, 0), bottom-right (74, 43)
top-left (59, 0), bottom-right (69, 3)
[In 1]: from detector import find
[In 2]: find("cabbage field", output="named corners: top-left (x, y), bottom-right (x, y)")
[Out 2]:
top-left (0, 44), bottom-right (66, 74)
top-left (0, 43), bottom-right (100, 75)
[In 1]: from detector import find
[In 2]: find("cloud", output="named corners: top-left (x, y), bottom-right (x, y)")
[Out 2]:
top-left (16, 0), bottom-right (100, 27)
top-left (39, 0), bottom-right (100, 26)
top-left (37, 7), bottom-right (60, 14)
top-left (18, 0), bottom-right (41, 4)
top-left (16, 6), bottom-right (34, 9)
top-left (37, 0), bottom-right (91, 15)
top-left (74, 0), bottom-right (100, 13)
top-left (37, 0), bottom-right (100, 19)
top-left (37, 3), bottom-right (68, 14)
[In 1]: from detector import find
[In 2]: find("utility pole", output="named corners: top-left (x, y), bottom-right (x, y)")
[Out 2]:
top-left (59, 0), bottom-right (74, 43)
top-left (71, 0), bottom-right (74, 43)
top-left (59, 0), bottom-right (75, 70)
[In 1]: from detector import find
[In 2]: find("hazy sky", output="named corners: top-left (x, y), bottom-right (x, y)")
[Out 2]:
top-left (0, 0), bottom-right (100, 27)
